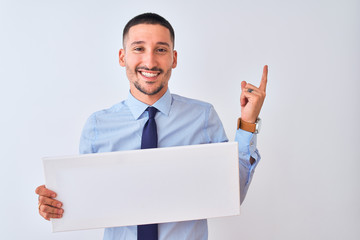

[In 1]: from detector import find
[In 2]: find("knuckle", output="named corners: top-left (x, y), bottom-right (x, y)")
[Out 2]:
top-left (49, 206), bottom-right (57, 214)
top-left (41, 204), bottom-right (48, 212)
top-left (39, 196), bottom-right (48, 205)
top-left (42, 205), bottom-right (52, 213)
top-left (51, 206), bottom-right (61, 214)
top-left (51, 199), bottom-right (58, 207)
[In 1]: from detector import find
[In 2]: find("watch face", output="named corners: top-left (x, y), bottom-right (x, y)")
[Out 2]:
top-left (254, 118), bottom-right (262, 134)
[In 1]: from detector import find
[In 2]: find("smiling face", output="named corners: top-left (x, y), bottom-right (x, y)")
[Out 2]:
top-left (119, 24), bottom-right (177, 105)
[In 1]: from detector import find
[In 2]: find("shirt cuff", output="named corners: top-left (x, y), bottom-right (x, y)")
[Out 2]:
top-left (235, 128), bottom-right (260, 167)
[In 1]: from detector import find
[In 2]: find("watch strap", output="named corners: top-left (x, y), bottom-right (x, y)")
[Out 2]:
top-left (237, 118), bottom-right (256, 133)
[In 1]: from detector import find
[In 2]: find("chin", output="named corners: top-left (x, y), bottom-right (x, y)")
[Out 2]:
top-left (136, 83), bottom-right (164, 96)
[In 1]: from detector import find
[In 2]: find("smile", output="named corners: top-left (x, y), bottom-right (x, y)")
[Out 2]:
top-left (139, 71), bottom-right (160, 78)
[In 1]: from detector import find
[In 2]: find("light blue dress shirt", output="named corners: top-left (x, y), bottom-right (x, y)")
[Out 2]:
top-left (79, 89), bottom-right (260, 240)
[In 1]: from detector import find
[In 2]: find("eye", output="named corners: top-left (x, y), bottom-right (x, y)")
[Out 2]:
top-left (156, 48), bottom-right (167, 53)
top-left (133, 47), bottom-right (144, 52)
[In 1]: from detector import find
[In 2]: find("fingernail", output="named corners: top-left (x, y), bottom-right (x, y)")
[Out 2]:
top-left (51, 194), bottom-right (56, 198)
top-left (57, 203), bottom-right (62, 208)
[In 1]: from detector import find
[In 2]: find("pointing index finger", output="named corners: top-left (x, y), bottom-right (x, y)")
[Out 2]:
top-left (259, 65), bottom-right (268, 92)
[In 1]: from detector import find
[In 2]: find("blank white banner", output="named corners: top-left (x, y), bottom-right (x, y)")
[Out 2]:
top-left (43, 142), bottom-right (240, 232)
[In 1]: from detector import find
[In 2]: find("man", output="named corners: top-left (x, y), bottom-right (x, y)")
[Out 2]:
top-left (35, 13), bottom-right (267, 240)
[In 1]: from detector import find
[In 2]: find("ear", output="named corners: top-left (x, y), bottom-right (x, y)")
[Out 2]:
top-left (119, 49), bottom-right (126, 67)
top-left (172, 50), bottom-right (178, 69)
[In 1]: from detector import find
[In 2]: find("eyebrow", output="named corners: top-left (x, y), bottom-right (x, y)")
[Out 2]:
top-left (130, 41), bottom-right (171, 48)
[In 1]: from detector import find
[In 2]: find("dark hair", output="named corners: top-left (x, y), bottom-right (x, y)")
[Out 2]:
top-left (123, 13), bottom-right (175, 48)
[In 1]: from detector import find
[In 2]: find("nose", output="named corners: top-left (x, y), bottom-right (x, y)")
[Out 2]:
top-left (143, 52), bottom-right (158, 70)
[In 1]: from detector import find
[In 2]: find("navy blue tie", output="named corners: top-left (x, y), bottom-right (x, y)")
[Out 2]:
top-left (138, 107), bottom-right (158, 240)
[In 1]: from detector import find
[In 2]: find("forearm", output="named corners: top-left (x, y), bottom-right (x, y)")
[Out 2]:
top-left (235, 128), bottom-right (261, 204)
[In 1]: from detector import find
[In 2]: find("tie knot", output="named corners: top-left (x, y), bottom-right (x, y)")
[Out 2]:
top-left (147, 107), bottom-right (158, 119)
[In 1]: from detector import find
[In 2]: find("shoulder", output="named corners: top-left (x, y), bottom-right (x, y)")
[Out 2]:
top-left (84, 100), bottom-right (129, 125)
top-left (171, 93), bottom-right (214, 110)
top-left (91, 100), bottom-right (128, 117)
top-left (170, 93), bottom-right (227, 142)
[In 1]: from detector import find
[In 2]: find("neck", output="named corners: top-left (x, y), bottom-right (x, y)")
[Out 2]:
top-left (130, 88), bottom-right (167, 105)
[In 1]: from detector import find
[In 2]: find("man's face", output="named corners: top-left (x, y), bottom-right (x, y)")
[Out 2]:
top-left (119, 24), bottom-right (177, 103)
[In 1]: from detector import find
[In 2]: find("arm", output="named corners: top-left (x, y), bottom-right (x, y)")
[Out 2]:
top-left (235, 128), bottom-right (260, 204)
top-left (205, 103), bottom-right (260, 204)
top-left (35, 114), bottom-right (96, 221)
top-left (237, 65), bottom-right (268, 203)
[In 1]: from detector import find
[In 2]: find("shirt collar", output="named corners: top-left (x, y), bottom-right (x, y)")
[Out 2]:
top-left (125, 89), bottom-right (172, 120)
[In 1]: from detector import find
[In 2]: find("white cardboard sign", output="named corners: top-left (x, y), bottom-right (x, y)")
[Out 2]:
top-left (43, 142), bottom-right (240, 232)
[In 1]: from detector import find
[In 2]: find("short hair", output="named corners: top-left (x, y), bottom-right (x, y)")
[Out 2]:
top-left (123, 13), bottom-right (175, 48)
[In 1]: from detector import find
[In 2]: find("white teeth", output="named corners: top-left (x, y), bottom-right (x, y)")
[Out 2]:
top-left (140, 71), bottom-right (159, 77)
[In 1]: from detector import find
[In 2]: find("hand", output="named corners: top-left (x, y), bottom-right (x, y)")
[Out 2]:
top-left (240, 65), bottom-right (268, 123)
top-left (35, 185), bottom-right (64, 221)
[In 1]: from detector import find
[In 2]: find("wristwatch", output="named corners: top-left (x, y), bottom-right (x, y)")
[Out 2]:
top-left (237, 117), bottom-right (262, 134)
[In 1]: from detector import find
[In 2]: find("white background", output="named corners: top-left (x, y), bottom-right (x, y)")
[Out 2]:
top-left (1, 0), bottom-right (359, 239)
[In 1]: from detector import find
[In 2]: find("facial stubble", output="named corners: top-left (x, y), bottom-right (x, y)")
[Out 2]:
top-left (127, 65), bottom-right (173, 96)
